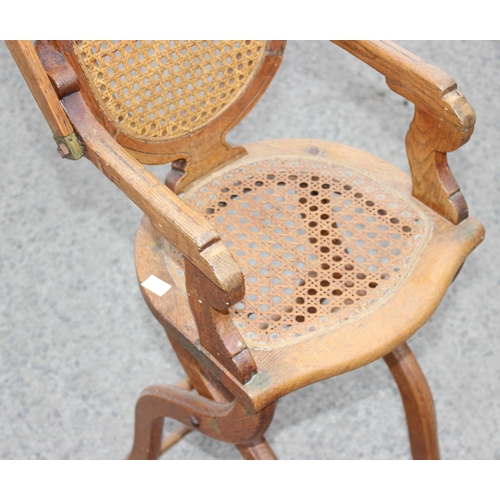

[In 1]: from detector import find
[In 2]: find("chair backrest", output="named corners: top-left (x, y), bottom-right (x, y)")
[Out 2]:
top-left (54, 40), bottom-right (285, 191)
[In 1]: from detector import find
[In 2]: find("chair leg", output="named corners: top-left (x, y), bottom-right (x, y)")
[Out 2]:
top-left (127, 383), bottom-right (276, 459)
top-left (126, 378), bottom-right (193, 459)
top-left (127, 413), bottom-right (164, 460)
top-left (384, 342), bottom-right (440, 460)
top-left (236, 436), bottom-right (278, 460)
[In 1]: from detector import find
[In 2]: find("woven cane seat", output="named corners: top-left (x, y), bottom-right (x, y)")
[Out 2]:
top-left (164, 146), bottom-right (429, 348)
top-left (136, 138), bottom-right (483, 407)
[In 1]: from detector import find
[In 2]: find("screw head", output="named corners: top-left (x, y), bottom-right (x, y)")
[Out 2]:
top-left (57, 143), bottom-right (70, 158)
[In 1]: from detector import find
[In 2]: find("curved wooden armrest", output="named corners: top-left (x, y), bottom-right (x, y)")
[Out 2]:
top-left (66, 92), bottom-right (256, 382)
top-left (63, 92), bottom-right (244, 304)
top-left (64, 91), bottom-right (255, 384)
top-left (332, 40), bottom-right (475, 224)
top-left (332, 41), bottom-right (474, 131)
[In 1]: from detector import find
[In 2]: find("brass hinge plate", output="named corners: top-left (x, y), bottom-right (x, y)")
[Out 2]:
top-left (53, 132), bottom-right (84, 160)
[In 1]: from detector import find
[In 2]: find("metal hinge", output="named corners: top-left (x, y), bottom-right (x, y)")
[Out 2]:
top-left (53, 132), bottom-right (84, 160)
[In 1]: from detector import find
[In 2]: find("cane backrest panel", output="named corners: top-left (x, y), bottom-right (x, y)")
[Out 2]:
top-left (55, 40), bottom-right (284, 174)
top-left (71, 40), bottom-right (267, 141)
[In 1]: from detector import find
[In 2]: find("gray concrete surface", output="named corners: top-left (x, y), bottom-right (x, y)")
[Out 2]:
top-left (0, 41), bottom-right (499, 459)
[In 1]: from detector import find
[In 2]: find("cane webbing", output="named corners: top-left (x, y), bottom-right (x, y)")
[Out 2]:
top-left (72, 40), bottom-right (267, 141)
top-left (166, 157), bottom-right (429, 347)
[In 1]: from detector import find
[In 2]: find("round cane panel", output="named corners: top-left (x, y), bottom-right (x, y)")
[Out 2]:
top-left (165, 156), bottom-right (430, 348)
top-left (72, 40), bottom-right (267, 141)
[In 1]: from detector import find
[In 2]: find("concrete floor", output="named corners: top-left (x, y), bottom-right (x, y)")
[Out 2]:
top-left (1, 41), bottom-right (499, 459)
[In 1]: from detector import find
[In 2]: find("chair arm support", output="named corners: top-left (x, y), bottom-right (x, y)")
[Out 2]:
top-left (332, 41), bottom-right (475, 132)
top-left (332, 40), bottom-right (475, 224)
top-left (63, 91), bottom-right (245, 303)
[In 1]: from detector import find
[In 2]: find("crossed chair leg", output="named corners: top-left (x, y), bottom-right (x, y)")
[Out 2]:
top-left (127, 381), bottom-right (277, 460)
top-left (128, 341), bottom-right (439, 460)
top-left (383, 342), bottom-right (440, 459)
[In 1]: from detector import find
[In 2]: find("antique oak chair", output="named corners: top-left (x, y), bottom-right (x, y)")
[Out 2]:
top-left (7, 40), bottom-right (484, 459)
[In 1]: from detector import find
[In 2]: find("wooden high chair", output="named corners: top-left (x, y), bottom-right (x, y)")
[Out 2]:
top-left (6, 40), bottom-right (484, 460)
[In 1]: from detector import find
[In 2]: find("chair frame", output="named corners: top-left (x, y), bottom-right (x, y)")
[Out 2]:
top-left (6, 40), bottom-right (484, 459)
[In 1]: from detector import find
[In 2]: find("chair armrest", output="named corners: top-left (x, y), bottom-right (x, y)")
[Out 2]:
top-left (333, 40), bottom-right (474, 131)
top-left (332, 40), bottom-right (475, 224)
top-left (63, 92), bottom-right (244, 305)
top-left (64, 92), bottom-right (255, 383)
